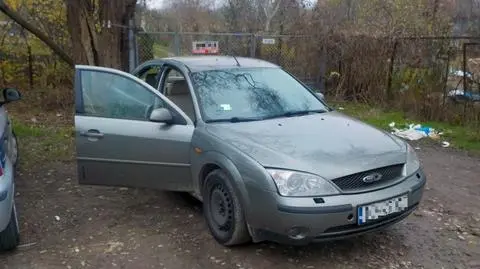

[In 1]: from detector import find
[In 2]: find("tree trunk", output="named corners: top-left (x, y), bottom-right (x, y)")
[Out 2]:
top-left (65, 0), bottom-right (136, 71)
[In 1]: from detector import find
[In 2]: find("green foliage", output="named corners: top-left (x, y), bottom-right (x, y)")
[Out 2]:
top-left (152, 43), bottom-right (170, 58)
top-left (0, 0), bottom-right (72, 109)
top-left (11, 118), bottom-right (74, 168)
top-left (392, 67), bottom-right (443, 94)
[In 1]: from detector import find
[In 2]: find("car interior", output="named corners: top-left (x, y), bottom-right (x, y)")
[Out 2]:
top-left (145, 73), bottom-right (159, 89)
top-left (163, 71), bottom-right (196, 121)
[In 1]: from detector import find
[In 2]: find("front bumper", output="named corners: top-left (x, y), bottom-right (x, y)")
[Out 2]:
top-left (246, 168), bottom-right (426, 245)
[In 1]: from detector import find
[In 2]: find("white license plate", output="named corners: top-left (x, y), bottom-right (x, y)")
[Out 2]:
top-left (357, 194), bottom-right (409, 225)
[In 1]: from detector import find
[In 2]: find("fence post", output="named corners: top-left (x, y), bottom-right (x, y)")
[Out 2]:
top-left (463, 42), bottom-right (468, 121)
top-left (174, 32), bottom-right (181, 56)
top-left (317, 43), bottom-right (327, 93)
top-left (442, 50), bottom-right (450, 108)
top-left (134, 30), bottom-right (139, 67)
top-left (386, 39), bottom-right (398, 105)
top-left (250, 34), bottom-right (256, 58)
top-left (128, 19), bottom-right (136, 72)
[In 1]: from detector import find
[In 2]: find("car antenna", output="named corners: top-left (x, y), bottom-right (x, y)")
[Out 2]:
top-left (232, 55), bottom-right (241, 67)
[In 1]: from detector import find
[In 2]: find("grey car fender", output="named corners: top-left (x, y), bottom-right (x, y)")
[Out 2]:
top-left (194, 151), bottom-right (252, 212)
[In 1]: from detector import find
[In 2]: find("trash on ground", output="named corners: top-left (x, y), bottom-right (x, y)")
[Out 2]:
top-left (389, 122), bottom-right (450, 147)
top-left (18, 242), bottom-right (38, 248)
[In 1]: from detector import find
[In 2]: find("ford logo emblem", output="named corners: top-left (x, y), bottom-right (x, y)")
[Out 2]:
top-left (362, 172), bottom-right (383, 183)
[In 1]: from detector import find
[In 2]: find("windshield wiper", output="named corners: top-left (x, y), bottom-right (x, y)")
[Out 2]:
top-left (264, 109), bottom-right (327, 120)
top-left (205, 117), bottom-right (263, 123)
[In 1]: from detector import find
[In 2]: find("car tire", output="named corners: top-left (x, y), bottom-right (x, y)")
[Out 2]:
top-left (202, 169), bottom-right (251, 246)
top-left (0, 204), bottom-right (20, 251)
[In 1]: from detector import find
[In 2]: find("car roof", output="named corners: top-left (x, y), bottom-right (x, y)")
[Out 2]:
top-left (143, 56), bottom-right (280, 72)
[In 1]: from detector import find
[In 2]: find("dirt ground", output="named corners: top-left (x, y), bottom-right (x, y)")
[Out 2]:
top-left (1, 143), bottom-right (479, 269)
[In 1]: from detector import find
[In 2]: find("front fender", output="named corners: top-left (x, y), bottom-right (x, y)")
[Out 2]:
top-left (191, 150), bottom-right (251, 212)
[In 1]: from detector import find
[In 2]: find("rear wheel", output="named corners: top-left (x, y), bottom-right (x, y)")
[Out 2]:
top-left (0, 204), bottom-right (20, 251)
top-left (202, 170), bottom-right (251, 246)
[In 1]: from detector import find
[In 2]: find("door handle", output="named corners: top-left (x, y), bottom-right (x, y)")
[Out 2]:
top-left (80, 129), bottom-right (104, 138)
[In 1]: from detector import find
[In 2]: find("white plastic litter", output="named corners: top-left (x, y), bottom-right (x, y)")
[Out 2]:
top-left (389, 122), bottom-right (450, 147)
top-left (391, 128), bottom-right (426, 141)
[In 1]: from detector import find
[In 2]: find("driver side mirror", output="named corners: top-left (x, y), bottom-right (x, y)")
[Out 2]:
top-left (2, 88), bottom-right (21, 104)
top-left (149, 108), bottom-right (174, 124)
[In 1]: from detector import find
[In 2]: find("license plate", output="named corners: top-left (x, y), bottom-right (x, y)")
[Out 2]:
top-left (357, 194), bottom-right (409, 225)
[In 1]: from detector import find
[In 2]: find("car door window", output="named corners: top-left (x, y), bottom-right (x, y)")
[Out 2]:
top-left (80, 70), bottom-right (165, 121)
top-left (161, 68), bottom-right (196, 121)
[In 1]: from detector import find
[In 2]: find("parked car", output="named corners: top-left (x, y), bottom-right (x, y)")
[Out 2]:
top-left (0, 87), bottom-right (21, 251)
top-left (74, 56), bottom-right (426, 246)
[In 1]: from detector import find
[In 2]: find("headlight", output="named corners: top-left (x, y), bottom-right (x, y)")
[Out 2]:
top-left (405, 143), bottom-right (420, 176)
top-left (266, 169), bottom-right (340, 197)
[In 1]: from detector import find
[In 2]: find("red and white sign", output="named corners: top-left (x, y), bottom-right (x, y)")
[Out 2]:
top-left (192, 41), bottom-right (219, 55)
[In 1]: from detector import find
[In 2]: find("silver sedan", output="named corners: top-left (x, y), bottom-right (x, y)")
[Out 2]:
top-left (73, 56), bottom-right (426, 246)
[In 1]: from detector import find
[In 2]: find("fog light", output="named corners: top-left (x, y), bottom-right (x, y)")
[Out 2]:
top-left (287, 226), bottom-right (309, 240)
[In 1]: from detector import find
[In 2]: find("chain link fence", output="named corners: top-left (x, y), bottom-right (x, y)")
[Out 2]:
top-left (136, 32), bottom-right (480, 125)
top-left (1, 25), bottom-right (479, 126)
top-left (136, 32), bottom-right (321, 88)
top-left (390, 37), bottom-right (480, 124)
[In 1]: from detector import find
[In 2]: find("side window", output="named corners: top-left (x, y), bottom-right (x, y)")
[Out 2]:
top-left (161, 68), bottom-right (196, 121)
top-left (138, 65), bottom-right (162, 89)
top-left (80, 70), bottom-right (165, 121)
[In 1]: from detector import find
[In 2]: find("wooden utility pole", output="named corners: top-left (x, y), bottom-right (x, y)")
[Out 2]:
top-left (0, 0), bottom-right (74, 66)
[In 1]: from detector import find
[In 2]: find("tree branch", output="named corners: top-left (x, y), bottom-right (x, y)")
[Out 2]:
top-left (0, 0), bottom-right (74, 66)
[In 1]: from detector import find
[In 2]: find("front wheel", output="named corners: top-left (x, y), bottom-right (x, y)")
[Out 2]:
top-left (0, 204), bottom-right (20, 251)
top-left (202, 170), bottom-right (251, 246)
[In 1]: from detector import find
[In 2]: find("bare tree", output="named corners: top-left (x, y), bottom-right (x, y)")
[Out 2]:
top-left (258, 0), bottom-right (282, 32)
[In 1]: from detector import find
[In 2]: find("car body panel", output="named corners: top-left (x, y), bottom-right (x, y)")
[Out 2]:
top-left (74, 65), bottom-right (195, 191)
top-left (0, 157), bottom-right (14, 232)
top-left (75, 115), bottom-right (194, 191)
top-left (245, 167), bottom-right (425, 244)
top-left (204, 112), bottom-right (405, 180)
top-left (0, 106), bottom-right (17, 232)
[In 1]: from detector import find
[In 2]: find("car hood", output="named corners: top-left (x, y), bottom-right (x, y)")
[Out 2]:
top-left (206, 111), bottom-right (406, 180)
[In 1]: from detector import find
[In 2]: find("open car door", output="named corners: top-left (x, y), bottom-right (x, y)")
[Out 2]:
top-left (74, 65), bottom-right (195, 191)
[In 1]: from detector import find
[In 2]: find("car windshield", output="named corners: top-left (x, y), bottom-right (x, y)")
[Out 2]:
top-left (190, 67), bottom-right (329, 122)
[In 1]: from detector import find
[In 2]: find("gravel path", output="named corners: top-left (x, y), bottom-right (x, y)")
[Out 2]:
top-left (1, 144), bottom-right (479, 269)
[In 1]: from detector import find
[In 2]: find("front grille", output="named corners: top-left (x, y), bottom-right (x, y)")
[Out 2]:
top-left (331, 164), bottom-right (404, 192)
